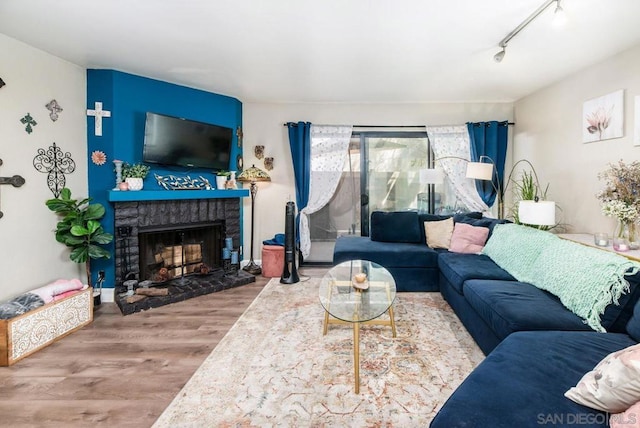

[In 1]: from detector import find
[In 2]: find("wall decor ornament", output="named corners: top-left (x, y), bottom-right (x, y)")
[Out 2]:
top-left (254, 145), bottom-right (265, 159)
top-left (264, 156), bottom-right (274, 171)
top-left (86, 101), bottom-right (111, 137)
top-left (0, 158), bottom-right (26, 220)
top-left (236, 154), bottom-right (243, 170)
top-left (33, 142), bottom-right (76, 197)
top-left (20, 113), bottom-right (37, 134)
top-left (0, 78), bottom-right (5, 88)
top-left (45, 99), bottom-right (63, 122)
top-left (583, 89), bottom-right (624, 143)
top-left (236, 126), bottom-right (243, 148)
top-left (91, 150), bottom-right (107, 166)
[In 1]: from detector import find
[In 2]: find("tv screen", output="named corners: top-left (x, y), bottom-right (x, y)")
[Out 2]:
top-left (142, 112), bottom-right (233, 171)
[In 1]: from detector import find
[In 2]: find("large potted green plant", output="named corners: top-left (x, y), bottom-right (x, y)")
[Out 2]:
top-left (46, 188), bottom-right (113, 292)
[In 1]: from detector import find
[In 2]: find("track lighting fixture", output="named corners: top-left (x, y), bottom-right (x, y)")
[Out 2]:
top-left (553, 0), bottom-right (567, 26)
top-left (493, 0), bottom-right (566, 63)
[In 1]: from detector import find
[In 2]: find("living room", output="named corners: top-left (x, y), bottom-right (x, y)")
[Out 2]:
top-left (1, 0), bottom-right (640, 426)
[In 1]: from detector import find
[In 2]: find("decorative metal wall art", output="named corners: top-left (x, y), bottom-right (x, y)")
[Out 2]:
top-left (0, 78), bottom-right (5, 89)
top-left (254, 145), bottom-right (264, 159)
top-left (45, 99), bottom-right (63, 122)
top-left (91, 150), bottom-right (107, 165)
top-left (264, 157), bottom-right (274, 171)
top-left (86, 101), bottom-right (111, 137)
top-left (154, 173), bottom-right (212, 190)
top-left (236, 126), bottom-right (243, 147)
top-left (20, 113), bottom-right (37, 134)
top-left (33, 142), bottom-right (76, 197)
top-left (0, 158), bottom-right (26, 220)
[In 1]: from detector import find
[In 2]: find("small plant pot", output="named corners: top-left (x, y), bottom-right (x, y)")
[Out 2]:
top-left (216, 176), bottom-right (228, 190)
top-left (125, 177), bottom-right (144, 191)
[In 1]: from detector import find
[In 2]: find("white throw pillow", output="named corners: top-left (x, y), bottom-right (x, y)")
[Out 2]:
top-left (424, 218), bottom-right (454, 249)
top-left (565, 343), bottom-right (640, 413)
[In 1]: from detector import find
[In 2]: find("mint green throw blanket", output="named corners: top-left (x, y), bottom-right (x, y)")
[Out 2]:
top-left (482, 224), bottom-right (640, 332)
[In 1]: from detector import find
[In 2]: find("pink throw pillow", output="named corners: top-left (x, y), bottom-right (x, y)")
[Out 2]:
top-left (611, 401), bottom-right (640, 428)
top-left (448, 223), bottom-right (489, 254)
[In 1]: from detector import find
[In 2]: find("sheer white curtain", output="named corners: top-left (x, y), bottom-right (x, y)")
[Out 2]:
top-left (425, 125), bottom-right (489, 213)
top-left (299, 125), bottom-right (353, 258)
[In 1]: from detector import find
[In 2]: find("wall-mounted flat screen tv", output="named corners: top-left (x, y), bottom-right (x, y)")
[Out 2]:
top-left (142, 112), bottom-right (233, 171)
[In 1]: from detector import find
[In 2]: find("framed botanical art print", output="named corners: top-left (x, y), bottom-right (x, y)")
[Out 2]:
top-left (583, 89), bottom-right (624, 143)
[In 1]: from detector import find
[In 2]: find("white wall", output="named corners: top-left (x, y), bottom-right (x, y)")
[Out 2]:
top-left (514, 43), bottom-right (640, 235)
top-left (242, 102), bottom-right (513, 257)
top-left (0, 34), bottom-right (87, 301)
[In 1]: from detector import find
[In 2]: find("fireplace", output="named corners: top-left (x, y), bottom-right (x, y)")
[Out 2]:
top-left (138, 222), bottom-right (223, 282)
top-left (113, 198), bottom-right (241, 284)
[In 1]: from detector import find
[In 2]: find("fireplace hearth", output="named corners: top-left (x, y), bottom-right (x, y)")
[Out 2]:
top-left (115, 269), bottom-right (255, 315)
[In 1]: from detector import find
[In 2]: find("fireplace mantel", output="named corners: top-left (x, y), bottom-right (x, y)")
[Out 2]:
top-left (108, 189), bottom-right (249, 202)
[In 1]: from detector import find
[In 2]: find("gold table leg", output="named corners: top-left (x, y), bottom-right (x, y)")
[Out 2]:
top-left (353, 321), bottom-right (360, 394)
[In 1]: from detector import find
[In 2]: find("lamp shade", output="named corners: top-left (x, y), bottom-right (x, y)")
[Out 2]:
top-left (237, 165), bottom-right (271, 183)
top-left (419, 168), bottom-right (444, 184)
top-left (518, 200), bottom-right (556, 226)
top-left (466, 162), bottom-right (494, 181)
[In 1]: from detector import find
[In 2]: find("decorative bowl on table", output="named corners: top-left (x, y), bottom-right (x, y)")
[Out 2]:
top-left (352, 273), bottom-right (369, 290)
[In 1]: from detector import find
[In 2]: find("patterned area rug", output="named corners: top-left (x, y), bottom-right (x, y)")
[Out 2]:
top-left (153, 277), bottom-right (483, 427)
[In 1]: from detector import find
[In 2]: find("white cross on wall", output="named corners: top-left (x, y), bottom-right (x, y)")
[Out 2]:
top-left (86, 101), bottom-right (111, 137)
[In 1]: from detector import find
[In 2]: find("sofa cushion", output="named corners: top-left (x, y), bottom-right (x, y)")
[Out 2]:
top-left (431, 331), bottom-right (637, 428)
top-left (626, 295), bottom-right (640, 342)
top-left (454, 215), bottom-right (509, 238)
top-left (438, 252), bottom-right (515, 294)
top-left (418, 211), bottom-right (483, 243)
top-left (565, 342), bottom-right (640, 413)
top-left (448, 223), bottom-right (489, 254)
top-left (370, 211), bottom-right (421, 243)
top-left (333, 236), bottom-right (438, 268)
top-left (463, 280), bottom-right (593, 339)
top-left (424, 217), bottom-right (454, 249)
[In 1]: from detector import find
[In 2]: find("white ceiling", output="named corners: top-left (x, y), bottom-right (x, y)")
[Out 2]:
top-left (2, 0), bottom-right (640, 104)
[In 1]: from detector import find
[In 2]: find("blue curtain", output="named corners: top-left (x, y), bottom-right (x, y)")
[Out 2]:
top-left (286, 121), bottom-right (312, 212)
top-left (467, 121), bottom-right (509, 207)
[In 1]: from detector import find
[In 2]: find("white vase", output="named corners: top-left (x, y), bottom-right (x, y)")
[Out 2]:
top-left (125, 177), bottom-right (144, 191)
top-left (216, 176), bottom-right (227, 190)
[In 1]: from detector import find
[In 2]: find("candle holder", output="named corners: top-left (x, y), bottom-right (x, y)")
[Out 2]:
top-left (613, 238), bottom-right (630, 252)
top-left (594, 233), bottom-right (609, 247)
top-left (113, 160), bottom-right (123, 190)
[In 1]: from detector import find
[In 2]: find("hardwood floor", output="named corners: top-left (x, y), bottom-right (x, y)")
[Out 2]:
top-left (0, 267), bottom-right (327, 427)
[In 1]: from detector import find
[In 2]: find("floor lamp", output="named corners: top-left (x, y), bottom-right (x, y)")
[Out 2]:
top-left (237, 165), bottom-right (271, 275)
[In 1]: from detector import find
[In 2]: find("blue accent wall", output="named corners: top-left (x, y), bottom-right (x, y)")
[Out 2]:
top-left (87, 70), bottom-right (243, 289)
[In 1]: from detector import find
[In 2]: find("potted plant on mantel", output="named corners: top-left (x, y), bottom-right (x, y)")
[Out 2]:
top-left (122, 162), bottom-right (150, 191)
top-left (46, 188), bottom-right (113, 304)
top-left (216, 170), bottom-right (230, 190)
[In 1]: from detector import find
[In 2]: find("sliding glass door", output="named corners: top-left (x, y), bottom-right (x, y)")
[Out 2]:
top-left (306, 131), bottom-right (438, 263)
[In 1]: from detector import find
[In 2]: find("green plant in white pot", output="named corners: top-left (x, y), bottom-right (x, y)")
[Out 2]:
top-left (216, 170), bottom-right (230, 190)
top-left (122, 162), bottom-right (150, 191)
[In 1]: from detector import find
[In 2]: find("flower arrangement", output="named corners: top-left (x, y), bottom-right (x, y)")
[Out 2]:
top-left (597, 160), bottom-right (640, 223)
top-left (598, 160), bottom-right (640, 247)
top-left (122, 162), bottom-right (150, 179)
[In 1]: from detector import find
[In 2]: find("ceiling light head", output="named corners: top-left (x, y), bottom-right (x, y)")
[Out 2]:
top-left (494, 47), bottom-right (506, 63)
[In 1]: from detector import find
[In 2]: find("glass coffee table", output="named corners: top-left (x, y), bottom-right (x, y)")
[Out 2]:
top-left (319, 260), bottom-right (397, 394)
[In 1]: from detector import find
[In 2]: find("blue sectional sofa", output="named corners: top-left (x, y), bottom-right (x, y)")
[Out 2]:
top-left (332, 210), bottom-right (640, 427)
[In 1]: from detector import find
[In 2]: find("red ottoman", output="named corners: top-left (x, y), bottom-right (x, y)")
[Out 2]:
top-left (261, 245), bottom-right (284, 278)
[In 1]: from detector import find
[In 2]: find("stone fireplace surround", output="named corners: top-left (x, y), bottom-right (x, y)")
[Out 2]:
top-left (112, 198), bottom-right (255, 315)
